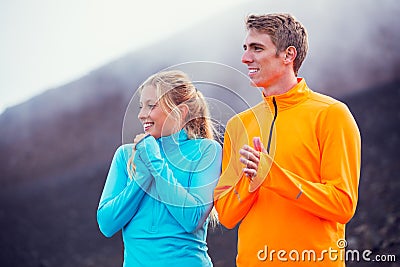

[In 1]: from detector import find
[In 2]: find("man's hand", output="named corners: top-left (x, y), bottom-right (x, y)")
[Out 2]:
top-left (239, 137), bottom-right (267, 179)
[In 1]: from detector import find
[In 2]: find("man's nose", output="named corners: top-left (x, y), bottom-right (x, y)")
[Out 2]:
top-left (242, 50), bottom-right (253, 64)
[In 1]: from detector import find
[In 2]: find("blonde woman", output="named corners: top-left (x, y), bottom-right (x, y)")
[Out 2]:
top-left (97, 70), bottom-right (222, 267)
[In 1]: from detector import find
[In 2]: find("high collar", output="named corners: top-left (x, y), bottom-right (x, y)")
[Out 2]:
top-left (263, 78), bottom-right (310, 111)
top-left (157, 128), bottom-right (188, 146)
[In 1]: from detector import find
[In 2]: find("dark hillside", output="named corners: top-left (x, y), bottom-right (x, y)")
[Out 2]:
top-left (343, 82), bottom-right (400, 266)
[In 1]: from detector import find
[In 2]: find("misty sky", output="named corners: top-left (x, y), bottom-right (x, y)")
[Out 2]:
top-left (0, 0), bottom-right (248, 114)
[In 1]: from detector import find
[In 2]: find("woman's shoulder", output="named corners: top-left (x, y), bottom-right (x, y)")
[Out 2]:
top-left (116, 143), bottom-right (134, 152)
top-left (113, 143), bottom-right (135, 162)
top-left (188, 138), bottom-right (222, 152)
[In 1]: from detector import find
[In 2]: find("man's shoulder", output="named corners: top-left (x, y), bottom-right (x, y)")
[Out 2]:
top-left (308, 90), bottom-right (343, 107)
top-left (308, 91), bottom-right (354, 115)
top-left (307, 90), bottom-right (353, 119)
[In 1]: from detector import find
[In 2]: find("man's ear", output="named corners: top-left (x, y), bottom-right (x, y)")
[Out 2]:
top-left (284, 46), bottom-right (297, 63)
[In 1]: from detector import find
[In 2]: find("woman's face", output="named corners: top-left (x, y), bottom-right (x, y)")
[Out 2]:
top-left (137, 86), bottom-right (179, 139)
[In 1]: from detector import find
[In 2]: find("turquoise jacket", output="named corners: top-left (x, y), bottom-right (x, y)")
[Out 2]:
top-left (97, 130), bottom-right (222, 266)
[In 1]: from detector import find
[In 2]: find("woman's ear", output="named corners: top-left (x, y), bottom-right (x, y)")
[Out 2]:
top-left (178, 104), bottom-right (189, 123)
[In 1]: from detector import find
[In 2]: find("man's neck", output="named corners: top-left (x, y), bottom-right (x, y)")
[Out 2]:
top-left (262, 76), bottom-right (299, 97)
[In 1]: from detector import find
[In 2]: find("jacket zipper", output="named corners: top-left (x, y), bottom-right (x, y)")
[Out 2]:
top-left (266, 97), bottom-right (278, 153)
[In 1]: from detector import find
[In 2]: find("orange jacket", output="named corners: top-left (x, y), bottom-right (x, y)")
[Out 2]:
top-left (214, 79), bottom-right (361, 266)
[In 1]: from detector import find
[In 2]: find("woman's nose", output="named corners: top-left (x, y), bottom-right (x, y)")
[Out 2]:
top-left (138, 107), bottom-right (147, 120)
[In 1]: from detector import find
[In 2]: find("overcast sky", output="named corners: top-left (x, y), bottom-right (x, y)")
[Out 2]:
top-left (0, 0), bottom-right (248, 114)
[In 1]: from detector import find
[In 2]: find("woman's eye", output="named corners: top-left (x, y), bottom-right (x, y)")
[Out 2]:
top-left (139, 103), bottom-right (157, 111)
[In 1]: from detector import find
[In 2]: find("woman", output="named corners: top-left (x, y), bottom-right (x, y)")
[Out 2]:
top-left (97, 70), bottom-right (222, 266)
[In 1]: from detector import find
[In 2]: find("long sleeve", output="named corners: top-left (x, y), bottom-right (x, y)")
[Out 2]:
top-left (256, 102), bottom-right (361, 223)
top-left (214, 120), bottom-right (259, 229)
top-left (97, 145), bottom-right (153, 237)
top-left (136, 135), bottom-right (222, 233)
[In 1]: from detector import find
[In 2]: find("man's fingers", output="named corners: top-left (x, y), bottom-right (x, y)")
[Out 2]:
top-left (239, 147), bottom-right (260, 163)
top-left (240, 157), bottom-right (258, 169)
top-left (243, 168), bottom-right (257, 180)
top-left (239, 144), bottom-right (260, 180)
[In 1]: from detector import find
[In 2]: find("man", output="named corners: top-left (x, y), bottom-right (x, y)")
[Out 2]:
top-left (214, 13), bottom-right (361, 266)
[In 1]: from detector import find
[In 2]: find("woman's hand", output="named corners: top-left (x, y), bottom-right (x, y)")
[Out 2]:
top-left (133, 133), bottom-right (148, 151)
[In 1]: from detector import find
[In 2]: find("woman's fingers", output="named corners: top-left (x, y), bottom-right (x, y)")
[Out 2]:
top-left (133, 133), bottom-right (148, 150)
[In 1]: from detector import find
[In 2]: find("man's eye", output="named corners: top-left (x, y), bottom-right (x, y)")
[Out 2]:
top-left (254, 46), bottom-right (263, 51)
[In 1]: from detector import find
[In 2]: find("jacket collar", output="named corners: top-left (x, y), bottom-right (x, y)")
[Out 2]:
top-left (263, 78), bottom-right (310, 111)
top-left (157, 128), bottom-right (188, 145)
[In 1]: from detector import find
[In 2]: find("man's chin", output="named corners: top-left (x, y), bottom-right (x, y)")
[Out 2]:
top-left (248, 79), bottom-right (260, 88)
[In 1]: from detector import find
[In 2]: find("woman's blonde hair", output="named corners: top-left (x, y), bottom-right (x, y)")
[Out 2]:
top-left (145, 70), bottom-right (215, 139)
top-left (127, 70), bottom-right (219, 225)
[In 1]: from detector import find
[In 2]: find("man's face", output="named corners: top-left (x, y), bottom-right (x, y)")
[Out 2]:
top-left (241, 29), bottom-right (285, 90)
